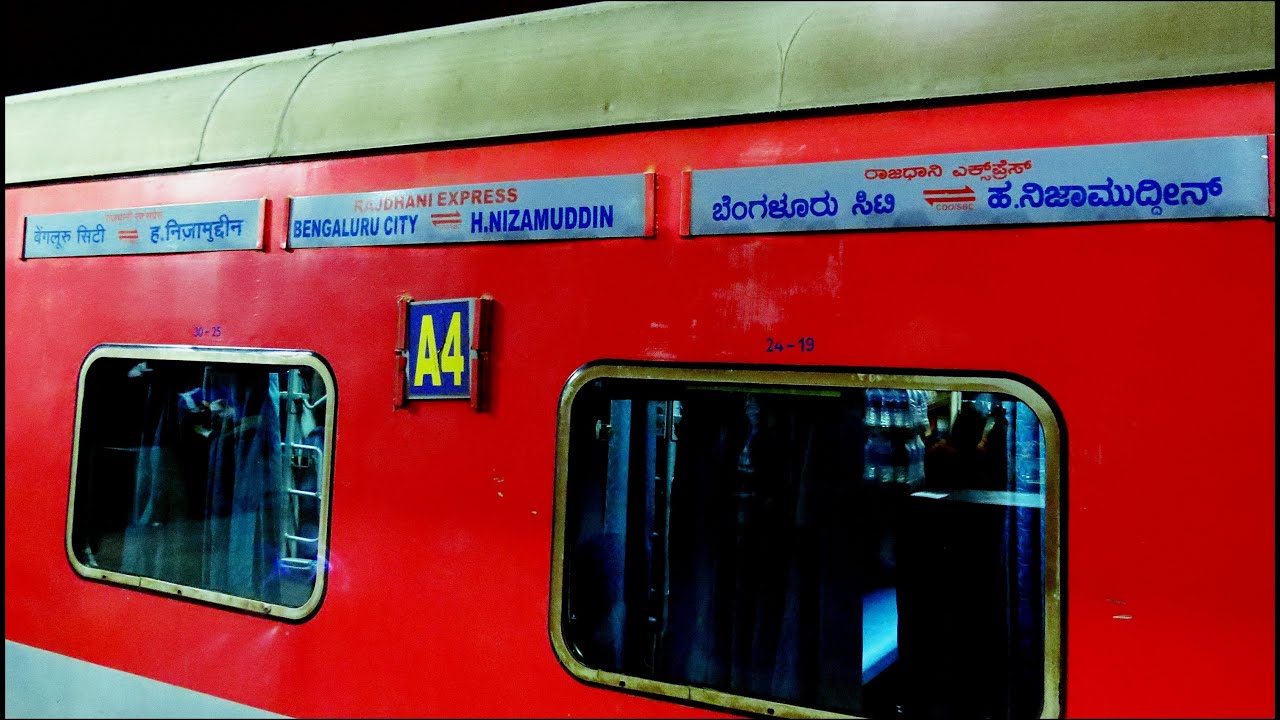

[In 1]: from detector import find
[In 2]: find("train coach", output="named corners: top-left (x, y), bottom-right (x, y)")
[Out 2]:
top-left (4, 2), bottom-right (1275, 718)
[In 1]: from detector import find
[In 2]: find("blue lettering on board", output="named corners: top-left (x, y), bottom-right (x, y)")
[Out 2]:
top-left (23, 200), bottom-right (264, 258)
top-left (687, 136), bottom-right (1269, 235)
top-left (289, 175), bottom-right (648, 248)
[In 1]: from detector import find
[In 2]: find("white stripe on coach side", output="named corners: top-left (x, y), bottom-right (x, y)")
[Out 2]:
top-left (5, 640), bottom-right (285, 718)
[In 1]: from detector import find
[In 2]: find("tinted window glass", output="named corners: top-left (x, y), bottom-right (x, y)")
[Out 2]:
top-left (69, 347), bottom-right (334, 618)
top-left (555, 371), bottom-right (1058, 718)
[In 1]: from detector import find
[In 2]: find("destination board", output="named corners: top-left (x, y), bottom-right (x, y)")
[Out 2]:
top-left (685, 136), bottom-right (1271, 235)
top-left (289, 174), bottom-right (653, 248)
top-left (24, 199), bottom-right (265, 258)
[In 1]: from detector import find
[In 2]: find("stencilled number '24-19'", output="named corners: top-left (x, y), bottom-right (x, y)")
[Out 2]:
top-left (415, 311), bottom-right (465, 387)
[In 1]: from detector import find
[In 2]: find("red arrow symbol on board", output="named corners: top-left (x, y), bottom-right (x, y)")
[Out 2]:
top-left (923, 186), bottom-right (976, 205)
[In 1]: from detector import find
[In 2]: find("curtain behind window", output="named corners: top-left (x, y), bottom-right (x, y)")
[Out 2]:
top-left (120, 366), bottom-right (288, 604)
top-left (566, 388), bottom-right (866, 713)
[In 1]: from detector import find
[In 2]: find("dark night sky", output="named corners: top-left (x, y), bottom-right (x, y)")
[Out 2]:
top-left (7, 3), bottom-right (590, 96)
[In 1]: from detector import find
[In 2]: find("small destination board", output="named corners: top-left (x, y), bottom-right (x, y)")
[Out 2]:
top-left (290, 173), bottom-right (654, 249)
top-left (23, 199), bottom-right (265, 258)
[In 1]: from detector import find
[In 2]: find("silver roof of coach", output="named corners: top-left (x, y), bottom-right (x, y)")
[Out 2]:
top-left (5, 1), bottom-right (1274, 185)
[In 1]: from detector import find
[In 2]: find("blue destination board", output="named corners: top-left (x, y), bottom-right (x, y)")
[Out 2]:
top-left (405, 298), bottom-right (475, 400)
top-left (23, 199), bottom-right (265, 259)
top-left (686, 136), bottom-right (1270, 236)
top-left (289, 173), bottom-right (652, 248)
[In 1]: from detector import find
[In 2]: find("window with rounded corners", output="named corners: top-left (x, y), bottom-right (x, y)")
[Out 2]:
top-left (551, 363), bottom-right (1063, 719)
top-left (67, 344), bottom-right (337, 620)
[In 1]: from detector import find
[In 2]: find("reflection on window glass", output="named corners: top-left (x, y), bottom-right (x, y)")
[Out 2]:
top-left (70, 351), bottom-right (332, 614)
top-left (560, 376), bottom-right (1053, 719)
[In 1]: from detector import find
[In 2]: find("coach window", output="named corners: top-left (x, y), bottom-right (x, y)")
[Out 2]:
top-left (67, 345), bottom-right (336, 620)
top-left (551, 365), bottom-right (1061, 719)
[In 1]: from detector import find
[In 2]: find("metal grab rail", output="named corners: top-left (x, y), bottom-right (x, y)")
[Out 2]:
top-left (278, 370), bottom-right (322, 573)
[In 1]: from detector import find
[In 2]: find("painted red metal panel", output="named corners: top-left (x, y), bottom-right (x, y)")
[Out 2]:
top-left (680, 169), bottom-right (694, 237)
top-left (4, 82), bottom-right (1274, 718)
top-left (470, 296), bottom-right (493, 411)
top-left (644, 171), bottom-right (658, 238)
